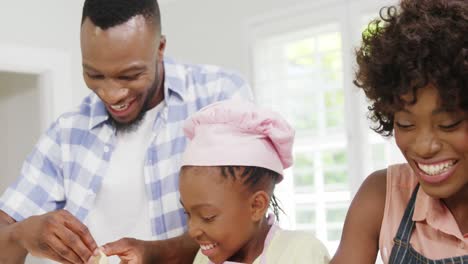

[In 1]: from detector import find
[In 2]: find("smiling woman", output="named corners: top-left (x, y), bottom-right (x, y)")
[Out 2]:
top-left (393, 84), bottom-right (468, 196)
top-left (331, 0), bottom-right (468, 263)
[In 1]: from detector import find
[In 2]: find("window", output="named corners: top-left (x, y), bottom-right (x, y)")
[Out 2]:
top-left (249, 0), bottom-right (402, 255)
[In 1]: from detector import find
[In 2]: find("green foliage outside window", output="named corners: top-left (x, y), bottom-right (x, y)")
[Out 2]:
top-left (323, 150), bottom-right (348, 188)
top-left (326, 207), bottom-right (347, 222)
top-left (286, 38), bottom-right (315, 66)
top-left (326, 207), bottom-right (347, 241)
top-left (327, 229), bottom-right (343, 241)
top-left (325, 90), bottom-right (345, 129)
top-left (323, 150), bottom-right (346, 166)
top-left (296, 208), bottom-right (316, 224)
top-left (294, 153), bottom-right (315, 188)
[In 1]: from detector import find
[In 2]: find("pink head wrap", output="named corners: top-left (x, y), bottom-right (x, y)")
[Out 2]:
top-left (181, 99), bottom-right (295, 180)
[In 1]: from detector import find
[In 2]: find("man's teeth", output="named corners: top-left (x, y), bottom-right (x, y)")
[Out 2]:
top-left (110, 103), bottom-right (129, 111)
top-left (418, 161), bottom-right (455, 176)
top-left (200, 243), bottom-right (217, 251)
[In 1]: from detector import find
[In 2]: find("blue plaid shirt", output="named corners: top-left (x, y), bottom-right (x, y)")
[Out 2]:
top-left (0, 57), bottom-right (252, 239)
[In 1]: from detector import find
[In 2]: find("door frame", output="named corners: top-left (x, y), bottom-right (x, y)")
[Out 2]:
top-left (0, 44), bottom-right (72, 131)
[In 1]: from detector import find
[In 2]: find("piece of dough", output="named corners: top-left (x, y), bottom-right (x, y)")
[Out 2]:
top-left (90, 249), bottom-right (108, 264)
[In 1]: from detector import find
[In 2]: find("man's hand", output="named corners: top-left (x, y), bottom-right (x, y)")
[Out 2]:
top-left (13, 209), bottom-right (98, 264)
top-left (102, 238), bottom-right (152, 264)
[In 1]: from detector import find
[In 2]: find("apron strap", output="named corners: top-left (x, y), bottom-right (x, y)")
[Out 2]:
top-left (392, 184), bottom-right (420, 244)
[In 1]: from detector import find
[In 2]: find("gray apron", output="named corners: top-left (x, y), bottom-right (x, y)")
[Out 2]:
top-left (389, 185), bottom-right (468, 263)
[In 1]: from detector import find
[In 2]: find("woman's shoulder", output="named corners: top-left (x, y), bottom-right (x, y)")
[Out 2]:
top-left (357, 168), bottom-right (388, 202)
top-left (361, 163), bottom-right (417, 204)
top-left (330, 168), bottom-right (388, 263)
top-left (358, 164), bottom-right (417, 233)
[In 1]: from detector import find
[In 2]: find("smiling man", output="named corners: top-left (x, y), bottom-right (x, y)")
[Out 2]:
top-left (80, 11), bottom-right (165, 132)
top-left (0, 0), bottom-right (251, 263)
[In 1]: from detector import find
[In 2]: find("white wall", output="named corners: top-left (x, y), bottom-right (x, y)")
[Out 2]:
top-left (160, 0), bottom-right (314, 83)
top-left (0, 78), bottom-right (45, 264)
top-left (0, 0), bottom-right (87, 105)
top-left (0, 72), bottom-right (40, 194)
top-left (0, 0), bottom-right (308, 107)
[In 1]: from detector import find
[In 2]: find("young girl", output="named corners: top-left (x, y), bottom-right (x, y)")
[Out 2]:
top-left (179, 99), bottom-right (330, 264)
top-left (332, 0), bottom-right (468, 263)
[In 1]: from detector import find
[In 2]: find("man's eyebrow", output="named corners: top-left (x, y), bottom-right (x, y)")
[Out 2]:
top-left (82, 64), bottom-right (147, 74)
top-left (118, 65), bottom-right (147, 74)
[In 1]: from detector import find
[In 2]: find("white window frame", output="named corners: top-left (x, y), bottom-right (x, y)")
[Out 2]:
top-left (245, 0), bottom-right (402, 253)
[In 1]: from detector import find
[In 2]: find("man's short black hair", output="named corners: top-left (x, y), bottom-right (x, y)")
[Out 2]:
top-left (81, 0), bottom-right (161, 32)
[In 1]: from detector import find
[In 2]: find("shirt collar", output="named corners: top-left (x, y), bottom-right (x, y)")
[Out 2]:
top-left (162, 57), bottom-right (186, 101)
top-left (413, 187), bottom-right (466, 240)
top-left (88, 57), bottom-right (186, 130)
top-left (88, 94), bottom-right (109, 130)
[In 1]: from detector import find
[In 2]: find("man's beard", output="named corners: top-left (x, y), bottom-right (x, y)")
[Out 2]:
top-left (108, 74), bottom-right (160, 133)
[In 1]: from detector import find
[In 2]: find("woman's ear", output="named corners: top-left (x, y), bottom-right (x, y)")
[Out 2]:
top-left (249, 191), bottom-right (270, 222)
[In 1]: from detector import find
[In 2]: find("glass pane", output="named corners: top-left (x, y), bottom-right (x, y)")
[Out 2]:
top-left (326, 206), bottom-right (347, 241)
top-left (291, 111), bottom-right (317, 132)
top-left (253, 26), bottom-right (348, 253)
top-left (284, 84), bottom-right (317, 131)
top-left (318, 32), bottom-right (341, 52)
top-left (296, 209), bottom-right (315, 224)
top-left (286, 38), bottom-right (316, 66)
top-left (327, 228), bottom-right (343, 241)
top-left (322, 149), bottom-right (348, 190)
top-left (322, 70), bottom-right (343, 85)
top-left (325, 109), bottom-right (344, 130)
top-left (325, 90), bottom-right (345, 131)
top-left (321, 51), bottom-right (342, 73)
top-left (325, 90), bottom-right (344, 109)
top-left (324, 170), bottom-right (347, 190)
top-left (294, 152), bottom-right (315, 190)
top-left (320, 50), bottom-right (343, 86)
top-left (371, 143), bottom-right (387, 170)
top-left (286, 61), bottom-right (316, 76)
top-left (322, 149), bottom-right (347, 166)
top-left (326, 207), bottom-right (347, 222)
top-left (296, 205), bottom-right (316, 233)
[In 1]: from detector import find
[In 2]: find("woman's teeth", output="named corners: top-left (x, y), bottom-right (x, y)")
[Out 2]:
top-left (200, 243), bottom-right (217, 250)
top-left (418, 160), bottom-right (456, 176)
top-left (110, 103), bottom-right (129, 111)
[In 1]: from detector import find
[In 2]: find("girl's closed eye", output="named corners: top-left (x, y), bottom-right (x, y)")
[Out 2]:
top-left (201, 215), bottom-right (217, 223)
top-left (439, 119), bottom-right (464, 130)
